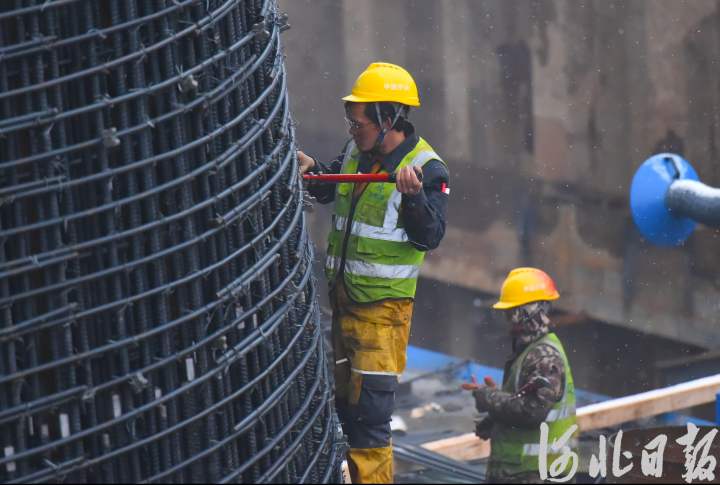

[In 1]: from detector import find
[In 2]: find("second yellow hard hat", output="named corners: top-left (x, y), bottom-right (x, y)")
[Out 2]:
top-left (342, 62), bottom-right (420, 107)
top-left (493, 267), bottom-right (560, 310)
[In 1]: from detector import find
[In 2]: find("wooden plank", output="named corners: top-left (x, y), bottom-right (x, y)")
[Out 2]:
top-left (419, 374), bottom-right (720, 461)
top-left (421, 434), bottom-right (491, 461)
top-left (576, 373), bottom-right (720, 431)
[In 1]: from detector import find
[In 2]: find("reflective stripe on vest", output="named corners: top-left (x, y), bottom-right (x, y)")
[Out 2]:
top-left (333, 215), bottom-right (409, 243)
top-left (545, 404), bottom-right (576, 423)
top-left (382, 150), bottom-right (440, 230)
top-left (522, 444), bottom-right (572, 457)
top-left (326, 256), bottom-right (420, 280)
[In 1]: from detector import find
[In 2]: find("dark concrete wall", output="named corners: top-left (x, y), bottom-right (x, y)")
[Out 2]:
top-left (280, 0), bottom-right (720, 348)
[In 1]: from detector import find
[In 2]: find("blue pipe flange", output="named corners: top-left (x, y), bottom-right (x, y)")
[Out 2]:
top-left (630, 153), bottom-right (699, 246)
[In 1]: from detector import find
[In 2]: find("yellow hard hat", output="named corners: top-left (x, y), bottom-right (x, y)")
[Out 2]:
top-left (493, 268), bottom-right (560, 310)
top-left (342, 62), bottom-right (420, 107)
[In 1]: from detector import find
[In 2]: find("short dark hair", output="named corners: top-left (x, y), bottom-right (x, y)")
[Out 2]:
top-left (345, 101), bottom-right (413, 135)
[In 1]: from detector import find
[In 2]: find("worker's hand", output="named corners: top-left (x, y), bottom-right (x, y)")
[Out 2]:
top-left (483, 376), bottom-right (497, 388)
top-left (395, 165), bottom-right (422, 195)
top-left (297, 150), bottom-right (316, 175)
top-left (461, 375), bottom-right (481, 391)
top-left (475, 416), bottom-right (494, 440)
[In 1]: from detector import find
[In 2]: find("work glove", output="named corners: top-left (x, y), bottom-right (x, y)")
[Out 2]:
top-left (475, 415), bottom-right (494, 440)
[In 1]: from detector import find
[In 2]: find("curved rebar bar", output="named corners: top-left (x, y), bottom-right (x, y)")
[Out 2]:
top-left (0, 0), bottom-right (342, 482)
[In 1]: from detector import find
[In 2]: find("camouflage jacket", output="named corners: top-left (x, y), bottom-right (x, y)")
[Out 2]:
top-left (473, 335), bottom-right (565, 428)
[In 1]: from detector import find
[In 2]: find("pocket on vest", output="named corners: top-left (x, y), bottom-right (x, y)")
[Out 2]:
top-left (356, 237), bottom-right (399, 259)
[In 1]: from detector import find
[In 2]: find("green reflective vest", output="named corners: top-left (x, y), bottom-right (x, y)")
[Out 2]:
top-left (324, 137), bottom-right (445, 303)
top-left (490, 332), bottom-right (577, 477)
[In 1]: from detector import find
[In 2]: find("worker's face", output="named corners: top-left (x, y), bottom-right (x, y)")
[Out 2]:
top-left (345, 103), bottom-right (381, 152)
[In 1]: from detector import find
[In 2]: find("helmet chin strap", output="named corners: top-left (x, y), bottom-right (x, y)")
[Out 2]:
top-left (371, 102), bottom-right (403, 153)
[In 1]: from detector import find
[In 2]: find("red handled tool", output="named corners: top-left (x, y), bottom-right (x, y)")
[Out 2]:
top-left (302, 171), bottom-right (422, 184)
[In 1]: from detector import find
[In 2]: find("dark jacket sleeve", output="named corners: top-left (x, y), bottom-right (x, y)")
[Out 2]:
top-left (400, 160), bottom-right (449, 251)
top-left (472, 344), bottom-right (566, 428)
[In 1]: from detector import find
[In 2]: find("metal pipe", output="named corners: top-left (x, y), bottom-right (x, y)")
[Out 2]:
top-left (666, 179), bottom-right (720, 228)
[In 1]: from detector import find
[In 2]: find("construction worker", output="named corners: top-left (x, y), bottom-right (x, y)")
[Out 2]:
top-left (462, 268), bottom-right (577, 484)
top-left (298, 62), bottom-right (449, 483)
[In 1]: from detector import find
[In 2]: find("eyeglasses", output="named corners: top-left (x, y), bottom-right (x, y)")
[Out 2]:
top-left (344, 117), bottom-right (374, 131)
